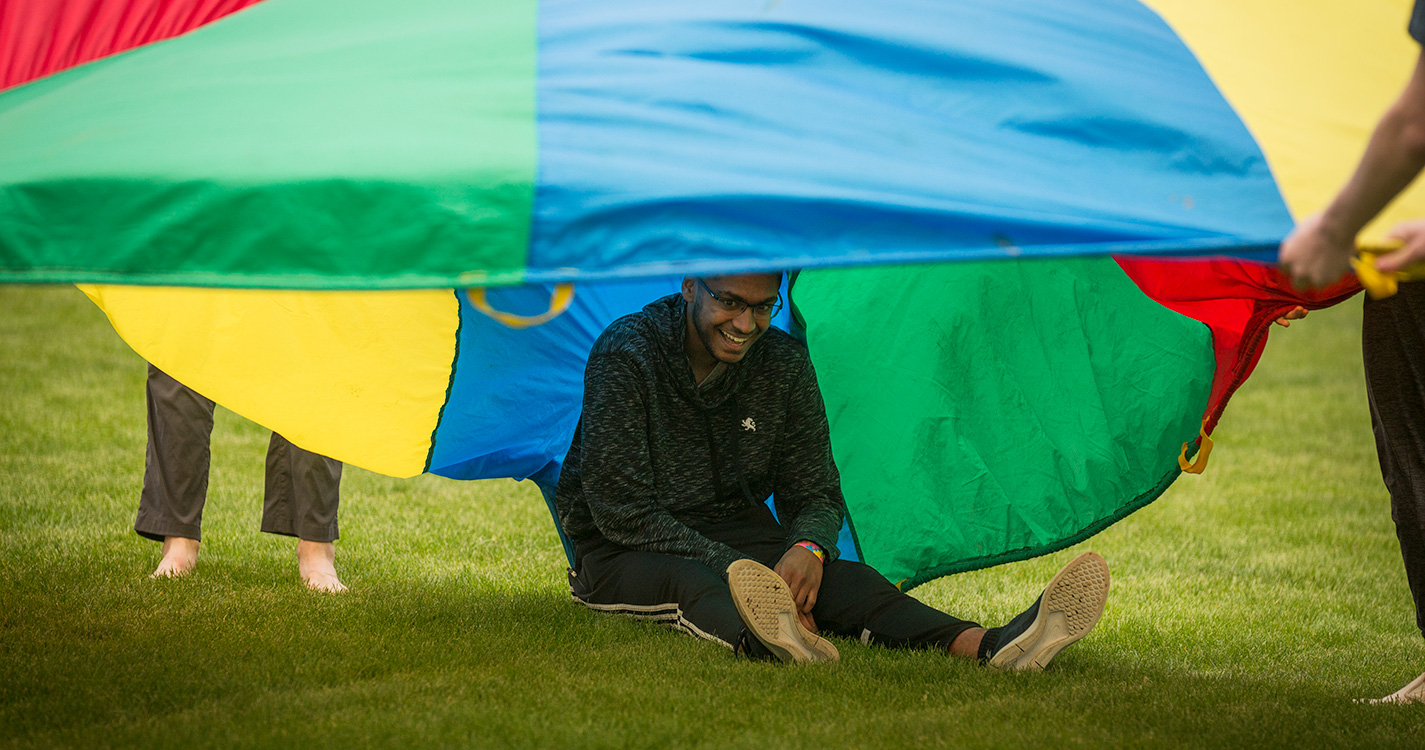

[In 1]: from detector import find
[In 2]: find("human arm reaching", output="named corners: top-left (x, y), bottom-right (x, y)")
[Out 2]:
top-left (1280, 51), bottom-right (1425, 287)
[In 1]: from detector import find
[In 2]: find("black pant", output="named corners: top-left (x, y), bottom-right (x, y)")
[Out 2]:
top-left (1364, 283), bottom-right (1425, 640)
top-left (569, 504), bottom-right (978, 651)
top-left (135, 364), bottom-right (342, 543)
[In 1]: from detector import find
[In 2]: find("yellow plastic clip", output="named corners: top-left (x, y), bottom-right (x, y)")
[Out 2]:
top-left (1352, 239), bottom-right (1425, 300)
top-left (1353, 240), bottom-right (1404, 300)
top-left (466, 283), bottom-right (576, 329)
top-left (1351, 254), bottom-right (1396, 300)
top-left (1178, 422), bottom-right (1214, 475)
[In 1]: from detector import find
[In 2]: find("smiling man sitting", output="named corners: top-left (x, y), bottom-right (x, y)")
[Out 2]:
top-left (555, 272), bottom-right (1111, 667)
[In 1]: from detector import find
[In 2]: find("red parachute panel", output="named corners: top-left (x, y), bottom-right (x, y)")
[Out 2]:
top-left (1117, 257), bottom-right (1360, 435)
top-left (1, 0), bottom-right (264, 91)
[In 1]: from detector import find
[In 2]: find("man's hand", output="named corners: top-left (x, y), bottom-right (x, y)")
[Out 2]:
top-left (1377, 218), bottom-right (1425, 272)
top-left (774, 545), bottom-right (823, 632)
top-left (1279, 214), bottom-right (1356, 289)
top-left (1274, 306), bottom-right (1308, 327)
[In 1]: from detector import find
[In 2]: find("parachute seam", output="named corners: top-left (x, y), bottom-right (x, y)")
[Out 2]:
top-left (424, 289), bottom-right (464, 474)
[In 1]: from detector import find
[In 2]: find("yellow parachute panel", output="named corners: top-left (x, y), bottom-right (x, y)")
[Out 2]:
top-left (79, 285), bottom-right (457, 478)
top-left (1145, 0), bottom-right (1425, 241)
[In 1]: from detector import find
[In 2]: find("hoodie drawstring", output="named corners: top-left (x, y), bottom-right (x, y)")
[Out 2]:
top-left (704, 396), bottom-right (759, 508)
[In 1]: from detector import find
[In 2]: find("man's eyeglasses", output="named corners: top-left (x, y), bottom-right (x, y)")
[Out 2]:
top-left (697, 278), bottom-right (783, 319)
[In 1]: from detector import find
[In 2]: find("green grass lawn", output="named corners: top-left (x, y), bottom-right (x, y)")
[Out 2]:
top-left (1, 284), bottom-right (1420, 749)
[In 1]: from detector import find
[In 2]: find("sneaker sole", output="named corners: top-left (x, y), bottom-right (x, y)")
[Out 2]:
top-left (988, 551), bottom-right (1110, 671)
top-left (727, 559), bottom-right (839, 663)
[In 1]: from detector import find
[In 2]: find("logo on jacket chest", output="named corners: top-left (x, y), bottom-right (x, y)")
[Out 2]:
top-left (741, 417), bottom-right (756, 432)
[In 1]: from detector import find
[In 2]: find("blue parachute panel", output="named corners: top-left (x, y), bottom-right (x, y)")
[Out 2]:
top-left (427, 275), bottom-right (861, 566)
top-left (528, 0), bottom-right (1292, 280)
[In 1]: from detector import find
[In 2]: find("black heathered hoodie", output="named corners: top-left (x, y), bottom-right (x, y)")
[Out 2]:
top-left (555, 293), bottom-right (846, 576)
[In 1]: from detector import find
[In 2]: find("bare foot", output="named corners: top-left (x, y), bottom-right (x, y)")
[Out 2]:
top-left (297, 539), bottom-right (347, 593)
top-left (150, 536), bottom-right (200, 579)
top-left (1366, 672), bottom-right (1425, 704)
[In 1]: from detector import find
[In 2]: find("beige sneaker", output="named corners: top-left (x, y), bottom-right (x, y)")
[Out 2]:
top-left (727, 559), bottom-right (839, 663)
top-left (1365, 672), bottom-right (1425, 705)
top-left (987, 551), bottom-right (1111, 671)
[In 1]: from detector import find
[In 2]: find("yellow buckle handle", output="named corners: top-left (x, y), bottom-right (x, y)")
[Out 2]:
top-left (466, 283), bottom-right (576, 329)
top-left (1178, 422), bottom-right (1214, 474)
top-left (1354, 239), bottom-right (1419, 300)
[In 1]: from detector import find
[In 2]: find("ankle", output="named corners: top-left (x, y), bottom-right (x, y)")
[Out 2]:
top-left (947, 626), bottom-right (987, 660)
top-left (296, 539), bottom-right (335, 564)
top-left (161, 535), bottom-right (200, 554)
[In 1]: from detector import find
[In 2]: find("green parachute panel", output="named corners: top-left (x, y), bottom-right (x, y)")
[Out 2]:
top-left (796, 257), bottom-right (1214, 588)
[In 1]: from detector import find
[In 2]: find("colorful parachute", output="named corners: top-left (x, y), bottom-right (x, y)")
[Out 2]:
top-left (1, 0), bottom-right (1418, 586)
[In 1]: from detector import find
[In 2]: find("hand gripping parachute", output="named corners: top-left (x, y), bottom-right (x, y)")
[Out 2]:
top-left (0, 0), bottom-right (1417, 587)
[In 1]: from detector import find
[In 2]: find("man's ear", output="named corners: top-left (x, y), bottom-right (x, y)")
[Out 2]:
top-left (681, 277), bottom-right (696, 303)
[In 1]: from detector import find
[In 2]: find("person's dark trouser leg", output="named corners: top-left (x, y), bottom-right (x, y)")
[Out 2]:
top-left (261, 433), bottom-right (342, 542)
top-left (570, 540), bottom-right (748, 650)
top-left (568, 504), bottom-right (980, 656)
top-left (1364, 283), bottom-right (1425, 640)
top-left (705, 504), bottom-right (980, 652)
top-left (810, 559), bottom-right (979, 650)
top-left (136, 364), bottom-right (216, 542)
